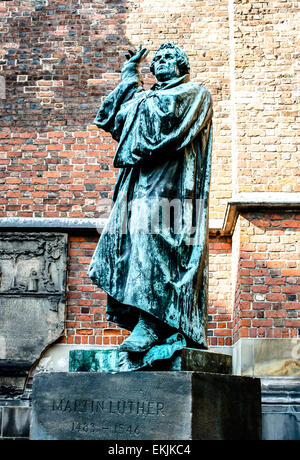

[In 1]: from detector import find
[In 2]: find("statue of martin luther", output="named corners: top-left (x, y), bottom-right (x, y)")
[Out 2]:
top-left (88, 43), bottom-right (213, 366)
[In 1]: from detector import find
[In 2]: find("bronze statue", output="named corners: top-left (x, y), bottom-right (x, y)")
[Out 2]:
top-left (88, 43), bottom-right (213, 366)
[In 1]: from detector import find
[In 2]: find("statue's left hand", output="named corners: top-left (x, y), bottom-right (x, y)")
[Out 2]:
top-left (121, 45), bottom-right (149, 81)
top-left (125, 44), bottom-right (149, 64)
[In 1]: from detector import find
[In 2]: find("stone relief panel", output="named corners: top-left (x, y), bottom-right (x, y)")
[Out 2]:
top-left (0, 233), bottom-right (68, 394)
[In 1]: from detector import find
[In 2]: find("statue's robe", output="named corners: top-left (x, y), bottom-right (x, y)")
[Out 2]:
top-left (88, 68), bottom-right (213, 350)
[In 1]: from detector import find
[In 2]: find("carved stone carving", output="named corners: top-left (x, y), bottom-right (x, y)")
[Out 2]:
top-left (0, 233), bottom-right (68, 394)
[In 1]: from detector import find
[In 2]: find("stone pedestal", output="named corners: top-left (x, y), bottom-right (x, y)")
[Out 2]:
top-left (30, 371), bottom-right (261, 440)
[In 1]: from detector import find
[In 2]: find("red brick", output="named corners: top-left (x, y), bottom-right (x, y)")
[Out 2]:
top-left (266, 311), bottom-right (286, 318)
top-left (214, 329), bottom-right (232, 337)
top-left (76, 329), bottom-right (93, 335)
top-left (282, 269), bottom-right (300, 277)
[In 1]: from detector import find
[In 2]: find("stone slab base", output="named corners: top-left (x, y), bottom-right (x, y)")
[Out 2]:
top-left (69, 347), bottom-right (232, 374)
top-left (30, 371), bottom-right (261, 440)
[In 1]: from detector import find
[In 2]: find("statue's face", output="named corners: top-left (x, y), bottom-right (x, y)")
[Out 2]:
top-left (153, 48), bottom-right (181, 82)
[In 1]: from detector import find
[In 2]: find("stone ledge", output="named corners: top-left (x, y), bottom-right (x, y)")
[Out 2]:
top-left (261, 376), bottom-right (300, 440)
top-left (221, 192), bottom-right (300, 236)
top-left (261, 377), bottom-right (300, 404)
top-left (0, 217), bottom-right (224, 237)
top-left (0, 217), bottom-right (106, 233)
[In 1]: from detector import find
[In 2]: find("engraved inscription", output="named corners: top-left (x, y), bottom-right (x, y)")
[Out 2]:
top-left (50, 397), bottom-right (167, 438)
top-left (71, 421), bottom-right (141, 437)
top-left (52, 398), bottom-right (166, 416)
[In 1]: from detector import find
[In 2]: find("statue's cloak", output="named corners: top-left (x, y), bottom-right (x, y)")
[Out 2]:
top-left (88, 71), bottom-right (213, 349)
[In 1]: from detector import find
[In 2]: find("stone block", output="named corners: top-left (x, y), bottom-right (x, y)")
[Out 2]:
top-left (232, 338), bottom-right (300, 377)
top-left (30, 371), bottom-right (261, 440)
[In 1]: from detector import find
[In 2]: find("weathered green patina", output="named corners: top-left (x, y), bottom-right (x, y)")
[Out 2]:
top-left (88, 43), bottom-right (213, 362)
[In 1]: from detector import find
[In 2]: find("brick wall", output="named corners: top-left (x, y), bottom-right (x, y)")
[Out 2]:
top-left (0, 127), bottom-right (117, 217)
top-left (0, 0), bottom-right (132, 131)
top-left (208, 237), bottom-right (233, 346)
top-left (0, 0), bottom-right (233, 220)
top-left (234, 0), bottom-right (299, 194)
top-left (233, 212), bottom-right (300, 343)
top-left (64, 234), bottom-right (130, 346)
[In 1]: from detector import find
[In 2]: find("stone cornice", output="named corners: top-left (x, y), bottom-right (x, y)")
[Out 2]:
top-left (211, 192), bottom-right (300, 236)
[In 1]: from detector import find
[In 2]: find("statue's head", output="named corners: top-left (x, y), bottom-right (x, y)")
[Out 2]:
top-left (150, 43), bottom-right (190, 82)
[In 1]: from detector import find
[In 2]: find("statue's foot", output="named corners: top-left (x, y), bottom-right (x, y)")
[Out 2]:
top-left (119, 314), bottom-right (159, 353)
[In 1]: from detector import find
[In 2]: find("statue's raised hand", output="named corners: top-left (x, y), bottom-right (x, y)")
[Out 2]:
top-left (125, 44), bottom-right (149, 64)
top-left (121, 44), bottom-right (149, 81)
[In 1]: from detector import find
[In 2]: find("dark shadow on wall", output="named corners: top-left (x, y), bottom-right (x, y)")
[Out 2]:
top-left (0, 0), bottom-right (137, 132)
